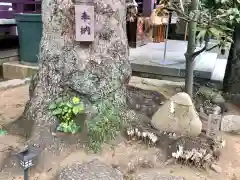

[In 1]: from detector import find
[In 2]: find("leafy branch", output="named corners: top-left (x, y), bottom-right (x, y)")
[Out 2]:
top-left (156, 0), bottom-right (240, 58)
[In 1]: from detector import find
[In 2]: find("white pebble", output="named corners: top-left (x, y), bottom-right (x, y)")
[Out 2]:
top-left (151, 136), bottom-right (158, 143)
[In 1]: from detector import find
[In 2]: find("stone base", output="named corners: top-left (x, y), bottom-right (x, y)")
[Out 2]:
top-left (132, 71), bottom-right (223, 89)
top-left (130, 41), bottom-right (227, 89)
top-left (3, 61), bottom-right (38, 80)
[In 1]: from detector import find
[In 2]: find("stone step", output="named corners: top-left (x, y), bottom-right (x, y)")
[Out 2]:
top-left (0, 48), bottom-right (19, 78)
top-left (2, 61), bottom-right (38, 80)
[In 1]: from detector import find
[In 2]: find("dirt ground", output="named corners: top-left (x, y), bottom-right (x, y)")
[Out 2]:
top-left (0, 85), bottom-right (240, 180)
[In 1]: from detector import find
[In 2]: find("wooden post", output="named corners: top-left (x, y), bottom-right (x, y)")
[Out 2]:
top-left (153, 25), bottom-right (165, 42)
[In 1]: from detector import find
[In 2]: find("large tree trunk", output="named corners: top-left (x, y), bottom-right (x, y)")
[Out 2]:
top-left (223, 23), bottom-right (240, 94)
top-left (3, 0), bottom-right (131, 172)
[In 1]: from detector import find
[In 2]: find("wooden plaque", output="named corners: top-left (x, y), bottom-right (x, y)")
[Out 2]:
top-left (75, 4), bottom-right (94, 41)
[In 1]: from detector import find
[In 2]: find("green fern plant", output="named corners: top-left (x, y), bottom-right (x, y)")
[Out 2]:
top-left (87, 101), bottom-right (124, 153)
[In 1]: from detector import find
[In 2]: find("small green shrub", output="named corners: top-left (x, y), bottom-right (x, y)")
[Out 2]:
top-left (56, 120), bottom-right (80, 134)
top-left (48, 96), bottom-right (84, 134)
top-left (87, 101), bottom-right (124, 153)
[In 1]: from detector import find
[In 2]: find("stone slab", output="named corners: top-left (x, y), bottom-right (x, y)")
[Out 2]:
top-left (221, 115), bottom-right (240, 133)
top-left (3, 61), bottom-right (38, 80)
top-left (0, 79), bottom-right (26, 90)
top-left (130, 40), bottom-right (226, 81)
top-left (211, 58), bottom-right (228, 82)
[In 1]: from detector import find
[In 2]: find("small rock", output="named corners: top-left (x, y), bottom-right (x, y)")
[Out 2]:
top-left (151, 92), bottom-right (202, 136)
top-left (58, 159), bottom-right (123, 180)
top-left (210, 163), bottom-right (222, 173)
top-left (196, 172), bottom-right (200, 176)
top-left (221, 115), bottom-right (240, 133)
top-left (212, 93), bottom-right (225, 104)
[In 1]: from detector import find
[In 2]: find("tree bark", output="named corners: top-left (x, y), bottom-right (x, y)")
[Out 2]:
top-left (184, 0), bottom-right (198, 98)
top-left (223, 23), bottom-right (240, 94)
top-left (3, 0), bottom-right (131, 172)
top-left (185, 55), bottom-right (194, 97)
